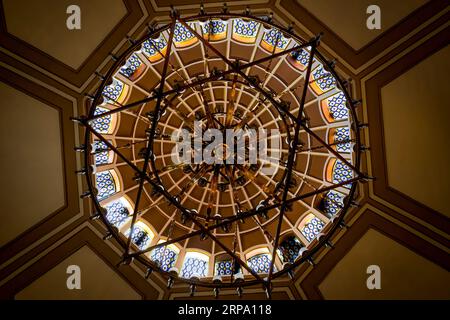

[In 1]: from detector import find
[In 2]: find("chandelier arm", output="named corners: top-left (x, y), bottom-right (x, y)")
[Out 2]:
top-left (178, 18), bottom-right (301, 126)
top-left (128, 176), bottom-right (361, 260)
top-left (86, 41), bottom-right (311, 123)
top-left (267, 44), bottom-right (317, 285)
top-left (125, 19), bottom-right (177, 255)
top-left (301, 125), bottom-right (363, 177)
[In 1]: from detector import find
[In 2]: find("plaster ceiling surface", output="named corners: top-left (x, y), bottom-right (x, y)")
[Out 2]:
top-left (297, 0), bottom-right (427, 50)
top-left (0, 81), bottom-right (64, 247)
top-left (381, 45), bottom-right (450, 217)
top-left (318, 228), bottom-right (450, 300)
top-left (2, 0), bottom-right (127, 69)
top-left (15, 245), bottom-right (142, 300)
top-left (0, 0), bottom-right (448, 300)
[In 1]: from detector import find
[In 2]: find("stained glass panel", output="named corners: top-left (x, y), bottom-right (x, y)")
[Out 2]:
top-left (335, 127), bottom-right (351, 152)
top-left (232, 19), bottom-right (259, 43)
top-left (119, 54), bottom-right (143, 79)
top-left (247, 253), bottom-right (275, 273)
top-left (301, 217), bottom-right (325, 242)
top-left (150, 246), bottom-right (178, 272)
top-left (332, 160), bottom-right (353, 188)
top-left (91, 107), bottom-right (112, 134)
top-left (102, 79), bottom-right (124, 102)
top-left (181, 252), bottom-right (209, 278)
top-left (320, 190), bottom-right (345, 217)
top-left (277, 236), bottom-right (303, 263)
top-left (310, 65), bottom-right (336, 94)
top-left (105, 200), bottom-right (129, 228)
top-left (126, 224), bottom-right (152, 250)
top-left (95, 170), bottom-right (117, 201)
top-left (93, 140), bottom-right (111, 165)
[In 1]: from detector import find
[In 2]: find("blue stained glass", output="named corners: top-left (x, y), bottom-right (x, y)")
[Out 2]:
top-left (335, 127), bottom-right (351, 152)
top-left (102, 78), bottom-right (124, 102)
top-left (327, 92), bottom-right (349, 121)
top-left (263, 28), bottom-right (288, 49)
top-left (142, 36), bottom-right (167, 57)
top-left (181, 255), bottom-right (208, 278)
top-left (91, 107), bottom-right (112, 134)
top-left (312, 65), bottom-right (336, 92)
top-left (320, 190), bottom-right (345, 217)
top-left (291, 48), bottom-right (310, 65)
top-left (95, 171), bottom-right (116, 201)
top-left (201, 20), bottom-right (227, 36)
top-left (93, 140), bottom-right (111, 165)
top-left (127, 225), bottom-right (151, 250)
top-left (333, 160), bottom-right (353, 188)
top-left (233, 19), bottom-right (259, 38)
top-left (119, 54), bottom-right (142, 78)
top-left (301, 217), bottom-right (325, 242)
top-left (277, 236), bottom-right (303, 263)
top-left (105, 200), bottom-right (129, 228)
top-left (215, 260), bottom-right (233, 276)
top-left (173, 22), bottom-right (195, 44)
top-left (247, 253), bottom-right (275, 273)
top-left (150, 246), bottom-right (178, 271)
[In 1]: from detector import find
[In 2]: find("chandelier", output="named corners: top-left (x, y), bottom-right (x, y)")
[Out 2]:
top-left (72, 4), bottom-right (367, 299)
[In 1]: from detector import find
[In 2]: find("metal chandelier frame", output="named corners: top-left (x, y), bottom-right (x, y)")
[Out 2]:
top-left (72, 5), bottom-right (368, 298)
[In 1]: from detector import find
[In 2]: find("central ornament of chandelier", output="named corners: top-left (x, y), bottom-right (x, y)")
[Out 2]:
top-left (74, 4), bottom-right (365, 298)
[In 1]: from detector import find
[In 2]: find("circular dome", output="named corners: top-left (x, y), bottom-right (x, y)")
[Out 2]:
top-left (78, 9), bottom-right (363, 294)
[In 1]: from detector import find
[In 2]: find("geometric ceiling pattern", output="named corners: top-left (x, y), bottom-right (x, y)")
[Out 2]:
top-left (0, 0), bottom-right (448, 300)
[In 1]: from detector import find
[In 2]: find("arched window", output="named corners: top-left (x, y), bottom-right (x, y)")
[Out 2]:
top-left (277, 236), bottom-right (303, 263)
top-left (201, 20), bottom-right (227, 41)
top-left (320, 91), bottom-right (349, 123)
top-left (289, 46), bottom-right (313, 71)
top-left (102, 78), bottom-right (128, 104)
top-left (232, 19), bottom-right (260, 43)
top-left (214, 259), bottom-right (240, 276)
top-left (299, 214), bottom-right (325, 242)
top-left (181, 251), bottom-right (209, 278)
top-left (92, 140), bottom-right (113, 165)
top-left (310, 65), bottom-right (336, 95)
top-left (247, 249), bottom-right (275, 274)
top-left (318, 190), bottom-right (345, 217)
top-left (125, 221), bottom-right (154, 250)
top-left (260, 28), bottom-right (289, 53)
top-left (104, 197), bottom-right (132, 228)
top-left (119, 53), bottom-right (146, 80)
top-left (95, 169), bottom-right (120, 201)
top-left (142, 35), bottom-right (167, 62)
top-left (91, 107), bottom-right (116, 134)
top-left (330, 127), bottom-right (351, 153)
top-left (150, 242), bottom-right (179, 272)
top-left (326, 158), bottom-right (353, 189)
top-left (173, 22), bottom-right (198, 48)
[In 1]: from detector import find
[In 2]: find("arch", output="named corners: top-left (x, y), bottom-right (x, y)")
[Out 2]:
top-left (320, 91), bottom-right (349, 123)
top-left (90, 106), bottom-right (118, 134)
top-left (232, 18), bottom-right (260, 43)
top-left (173, 22), bottom-right (198, 48)
top-left (317, 190), bottom-right (346, 218)
top-left (298, 213), bottom-right (325, 242)
top-left (310, 64), bottom-right (337, 95)
top-left (246, 247), bottom-right (276, 274)
top-left (277, 235), bottom-right (303, 263)
top-left (92, 140), bottom-right (114, 165)
top-left (180, 251), bottom-right (210, 278)
top-left (260, 27), bottom-right (290, 53)
top-left (201, 19), bottom-right (227, 41)
top-left (149, 239), bottom-right (180, 272)
top-left (141, 34), bottom-right (167, 63)
top-left (102, 78), bottom-right (129, 105)
top-left (103, 196), bottom-right (133, 228)
top-left (118, 53), bottom-right (147, 81)
top-left (95, 169), bottom-right (120, 201)
top-left (328, 126), bottom-right (352, 153)
top-left (326, 158), bottom-right (353, 188)
top-left (125, 220), bottom-right (155, 250)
